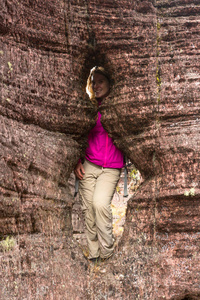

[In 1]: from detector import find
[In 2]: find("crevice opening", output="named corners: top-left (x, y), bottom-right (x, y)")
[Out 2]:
top-left (69, 52), bottom-right (142, 257)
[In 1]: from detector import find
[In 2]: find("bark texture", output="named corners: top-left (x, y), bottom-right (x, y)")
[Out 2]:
top-left (0, 0), bottom-right (200, 299)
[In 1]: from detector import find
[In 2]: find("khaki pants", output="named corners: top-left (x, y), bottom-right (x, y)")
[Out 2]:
top-left (79, 160), bottom-right (121, 259)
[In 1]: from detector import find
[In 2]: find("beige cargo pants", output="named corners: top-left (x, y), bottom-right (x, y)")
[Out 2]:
top-left (79, 160), bottom-right (121, 259)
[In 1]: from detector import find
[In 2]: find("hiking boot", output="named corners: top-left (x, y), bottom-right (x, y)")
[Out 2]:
top-left (88, 257), bottom-right (100, 264)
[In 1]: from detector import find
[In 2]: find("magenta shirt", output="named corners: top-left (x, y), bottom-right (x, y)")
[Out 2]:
top-left (85, 111), bottom-right (124, 168)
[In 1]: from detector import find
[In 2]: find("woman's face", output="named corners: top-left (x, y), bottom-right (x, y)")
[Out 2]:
top-left (91, 72), bottom-right (110, 100)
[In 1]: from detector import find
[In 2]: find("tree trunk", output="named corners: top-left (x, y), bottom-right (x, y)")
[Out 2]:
top-left (0, 0), bottom-right (199, 299)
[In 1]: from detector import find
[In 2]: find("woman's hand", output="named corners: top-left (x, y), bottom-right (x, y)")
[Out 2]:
top-left (74, 162), bottom-right (85, 180)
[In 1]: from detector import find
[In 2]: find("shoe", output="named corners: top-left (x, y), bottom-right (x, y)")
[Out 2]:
top-left (88, 257), bottom-right (100, 264)
top-left (100, 252), bottom-right (114, 263)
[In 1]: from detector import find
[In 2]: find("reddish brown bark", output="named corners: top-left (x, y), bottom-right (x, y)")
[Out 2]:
top-left (0, 0), bottom-right (199, 299)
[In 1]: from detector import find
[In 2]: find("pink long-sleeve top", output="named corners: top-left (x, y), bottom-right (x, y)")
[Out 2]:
top-left (85, 111), bottom-right (124, 168)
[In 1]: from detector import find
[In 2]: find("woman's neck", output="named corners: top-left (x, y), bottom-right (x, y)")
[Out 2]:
top-left (97, 98), bottom-right (102, 106)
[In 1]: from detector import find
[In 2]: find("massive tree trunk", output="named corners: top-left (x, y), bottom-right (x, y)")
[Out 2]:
top-left (0, 0), bottom-right (199, 299)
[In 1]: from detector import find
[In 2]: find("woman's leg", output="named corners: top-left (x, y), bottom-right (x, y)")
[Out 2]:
top-left (93, 167), bottom-right (121, 259)
top-left (79, 160), bottom-right (100, 259)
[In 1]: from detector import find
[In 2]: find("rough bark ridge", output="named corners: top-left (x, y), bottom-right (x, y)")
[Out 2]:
top-left (0, 0), bottom-right (200, 299)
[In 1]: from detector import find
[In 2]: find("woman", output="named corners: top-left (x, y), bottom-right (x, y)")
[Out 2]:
top-left (74, 66), bottom-right (124, 261)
